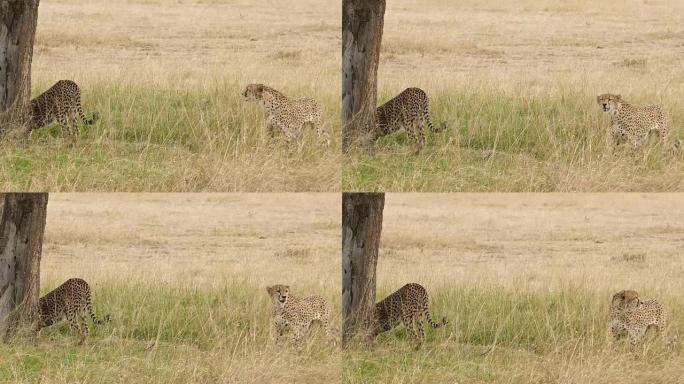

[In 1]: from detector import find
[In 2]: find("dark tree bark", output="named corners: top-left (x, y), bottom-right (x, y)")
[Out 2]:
top-left (0, 0), bottom-right (41, 132)
top-left (0, 193), bottom-right (48, 340)
top-left (341, 0), bottom-right (385, 152)
top-left (341, 192), bottom-right (384, 345)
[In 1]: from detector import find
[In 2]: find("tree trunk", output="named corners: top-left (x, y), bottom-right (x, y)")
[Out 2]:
top-left (341, 0), bottom-right (385, 152)
top-left (0, 0), bottom-right (41, 132)
top-left (0, 193), bottom-right (48, 340)
top-left (341, 192), bottom-right (384, 345)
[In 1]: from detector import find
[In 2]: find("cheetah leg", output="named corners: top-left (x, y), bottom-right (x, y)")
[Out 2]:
top-left (274, 323), bottom-right (285, 344)
top-left (69, 109), bottom-right (80, 136)
top-left (628, 326), bottom-right (647, 354)
top-left (66, 310), bottom-right (85, 345)
top-left (416, 118), bottom-right (426, 147)
top-left (316, 124), bottom-right (331, 147)
top-left (291, 326), bottom-right (307, 349)
top-left (313, 115), bottom-right (330, 147)
top-left (406, 121), bottom-right (424, 150)
top-left (56, 112), bottom-right (70, 136)
top-left (414, 316), bottom-right (425, 350)
top-left (265, 117), bottom-right (277, 139)
top-left (401, 312), bottom-right (421, 349)
top-left (78, 313), bottom-right (89, 345)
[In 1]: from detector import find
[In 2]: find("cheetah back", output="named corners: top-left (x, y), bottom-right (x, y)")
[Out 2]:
top-left (372, 283), bottom-right (445, 338)
top-left (29, 80), bottom-right (97, 134)
top-left (38, 278), bottom-right (105, 343)
top-left (374, 88), bottom-right (435, 145)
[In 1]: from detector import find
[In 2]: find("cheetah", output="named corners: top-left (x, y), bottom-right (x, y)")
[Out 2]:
top-left (597, 93), bottom-right (671, 151)
top-left (34, 278), bottom-right (109, 345)
top-left (242, 84), bottom-right (330, 146)
top-left (266, 284), bottom-right (331, 344)
top-left (367, 283), bottom-right (447, 349)
top-left (28, 80), bottom-right (99, 136)
top-left (610, 289), bottom-right (667, 350)
top-left (372, 87), bottom-right (444, 148)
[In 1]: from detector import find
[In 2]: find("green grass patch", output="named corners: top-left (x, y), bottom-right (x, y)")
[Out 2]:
top-left (344, 88), bottom-right (684, 191)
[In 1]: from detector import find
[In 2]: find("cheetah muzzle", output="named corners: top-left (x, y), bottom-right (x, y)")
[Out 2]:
top-left (610, 289), bottom-right (667, 352)
top-left (267, 284), bottom-right (331, 345)
top-left (243, 83), bottom-right (331, 146)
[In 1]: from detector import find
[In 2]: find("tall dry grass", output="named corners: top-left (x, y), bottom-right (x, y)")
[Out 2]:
top-left (345, 194), bottom-right (684, 383)
top-left (0, 0), bottom-right (340, 192)
top-left (0, 194), bottom-right (341, 383)
top-left (343, 0), bottom-right (684, 191)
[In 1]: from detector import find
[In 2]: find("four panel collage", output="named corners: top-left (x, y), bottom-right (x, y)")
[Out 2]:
top-left (0, 1), bottom-right (682, 383)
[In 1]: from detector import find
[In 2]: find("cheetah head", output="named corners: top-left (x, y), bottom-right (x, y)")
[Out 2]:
top-left (267, 284), bottom-right (290, 307)
top-left (597, 93), bottom-right (622, 114)
top-left (612, 289), bottom-right (640, 312)
top-left (242, 83), bottom-right (266, 101)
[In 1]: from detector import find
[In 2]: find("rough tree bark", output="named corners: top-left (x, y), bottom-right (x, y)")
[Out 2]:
top-left (341, 0), bottom-right (385, 152)
top-left (341, 192), bottom-right (384, 345)
top-left (0, 193), bottom-right (48, 340)
top-left (0, 0), bottom-right (41, 132)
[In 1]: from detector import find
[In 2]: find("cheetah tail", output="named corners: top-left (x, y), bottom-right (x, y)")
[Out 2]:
top-left (427, 116), bottom-right (447, 133)
top-left (82, 110), bottom-right (100, 125)
top-left (425, 308), bottom-right (448, 328)
top-left (86, 297), bottom-right (109, 325)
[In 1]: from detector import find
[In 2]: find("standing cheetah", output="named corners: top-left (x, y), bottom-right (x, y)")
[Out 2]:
top-left (266, 284), bottom-right (331, 344)
top-left (368, 283), bottom-right (447, 349)
top-left (372, 87), bottom-right (444, 148)
top-left (597, 93), bottom-right (671, 151)
top-left (610, 290), bottom-right (667, 350)
top-left (29, 80), bottom-right (99, 135)
top-left (242, 84), bottom-right (330, 146)
top-left (35, 278), bottom-right (109, 345)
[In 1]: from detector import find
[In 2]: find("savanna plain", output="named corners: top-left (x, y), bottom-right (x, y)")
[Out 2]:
top-left (345, 194), bottom-right (684, 383)
top-left (0, 194), bottom-right (340, 384)
top-left (344, 0), bottom-right (684, 191)
top-left (0, 0), bottom-right (340, 192)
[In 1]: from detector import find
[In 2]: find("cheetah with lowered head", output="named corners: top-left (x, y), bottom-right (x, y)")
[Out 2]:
top-left (610, 289), bottom-right (667, 350)
top-left (372, 87), bottom-right (444, 148)
top-left (597, 93), bottom-right (674, 152)
top-left (28, 80), bottom-right (99, 136)
top-left (266, 284), bottom-right (331, 344)
top-left (34, 278), bottom-right (109, 345)
top-left (242, 84), bottom-right (330, 146)
top-left (367, 283), bottom-right (447, 349)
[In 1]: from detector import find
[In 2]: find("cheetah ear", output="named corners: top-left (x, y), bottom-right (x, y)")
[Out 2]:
top-left (266, 286), bottom-right (274, 295)
top-left (615, 94), bottom-right (622, 101)
top-left (256, 84), bottom-right (264, 94)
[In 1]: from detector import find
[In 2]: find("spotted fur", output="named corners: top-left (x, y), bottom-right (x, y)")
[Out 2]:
top-left (372, 87), bottom-right (443, 147)
top-left (29, 80), bottom-right (98, 135)
top-left (610, 290), bottom-right (667, 349)
top-left (597, 93), bottom-right (674, 152)
top-left (369, 283), bottom-right (447, 348)
top-left (267, 284), bottom-right (330, 344)
top-left (35, 278), bottom-right (108, 344)
top-left (243, 84), bottom-right (330, 146)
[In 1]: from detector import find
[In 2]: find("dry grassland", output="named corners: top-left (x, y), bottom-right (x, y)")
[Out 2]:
top-left (344, 0), bottom-right (684, 191)
top-left (0, 193), bottom-right (340, 383)
top-left (345, 193), bottom-right (684, 383)
top-left (0, 0), bottom-right (340, 191)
